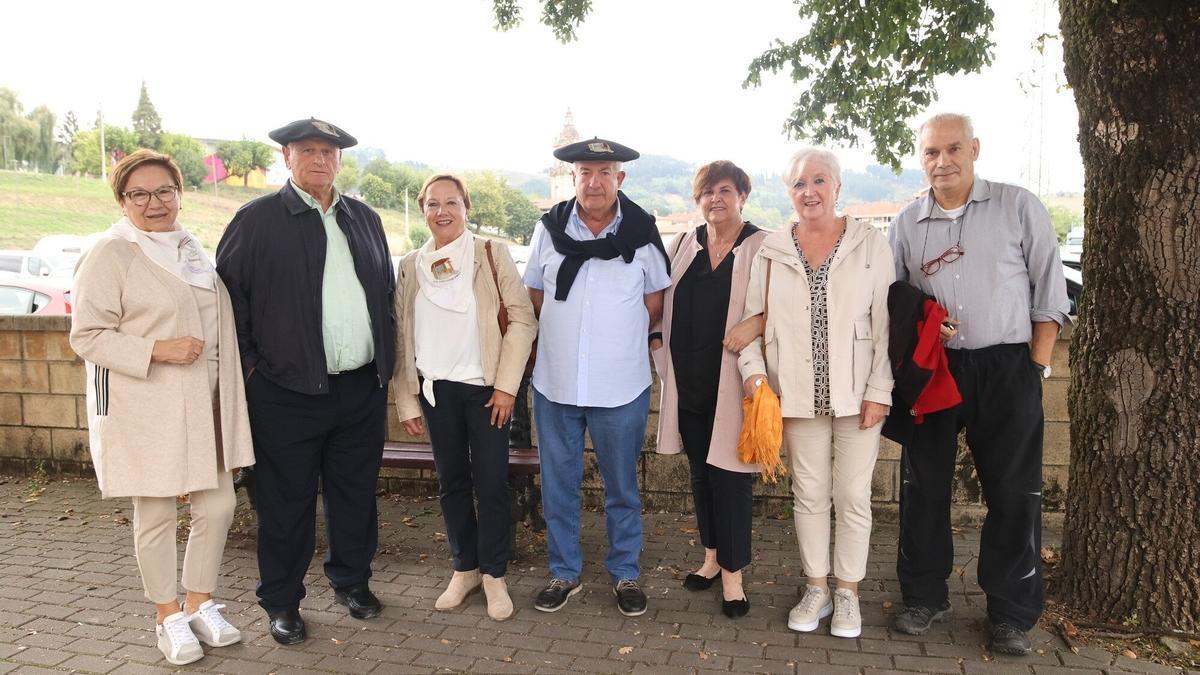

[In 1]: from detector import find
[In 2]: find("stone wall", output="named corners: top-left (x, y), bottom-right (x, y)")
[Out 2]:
top-left (1, 315), bottom-right (1071, 519)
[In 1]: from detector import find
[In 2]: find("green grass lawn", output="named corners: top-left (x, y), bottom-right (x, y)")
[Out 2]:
top-left (0, 170), bottom-right (417, 255)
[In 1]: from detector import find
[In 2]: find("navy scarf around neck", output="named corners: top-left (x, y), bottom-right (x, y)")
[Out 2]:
top-left (540, 191), bottom-right (671, 301)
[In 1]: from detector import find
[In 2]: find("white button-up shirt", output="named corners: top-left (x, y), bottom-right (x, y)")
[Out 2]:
top-left (523, 203), bottom-right (671, 407)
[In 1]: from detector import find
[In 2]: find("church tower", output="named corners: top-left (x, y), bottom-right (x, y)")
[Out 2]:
top-left (549, 109), bottom-right (580, 203)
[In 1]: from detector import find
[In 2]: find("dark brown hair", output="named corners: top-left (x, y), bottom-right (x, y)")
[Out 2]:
top-left (692, 160), bottom-right (752, 202)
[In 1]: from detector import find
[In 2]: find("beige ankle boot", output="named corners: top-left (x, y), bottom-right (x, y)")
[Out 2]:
top-left (435, 569), bottom-right (481, 610)
top-left (482, 574), bottom-right (513, 621)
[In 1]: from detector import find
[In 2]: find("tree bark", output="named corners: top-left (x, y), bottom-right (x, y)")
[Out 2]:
top-left (1059, 0), bottom-right (1200, 629)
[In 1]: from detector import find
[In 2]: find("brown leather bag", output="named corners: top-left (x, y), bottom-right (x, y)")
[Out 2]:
top-left (484, 240), bottom-right (536, 375)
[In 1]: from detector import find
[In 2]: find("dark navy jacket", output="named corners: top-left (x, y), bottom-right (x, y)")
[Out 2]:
top-left (216, 182), bottom-right (395, 395)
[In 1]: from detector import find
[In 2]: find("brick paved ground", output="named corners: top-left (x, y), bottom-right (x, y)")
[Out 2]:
top-left (0, 476), bottom-right (1189, 674)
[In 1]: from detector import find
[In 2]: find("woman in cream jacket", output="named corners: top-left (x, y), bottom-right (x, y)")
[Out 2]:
top-left (739, 148), bottom-right (894, 640)
top-left (392, 174), bottom-right (536, 621)
top-left (70, 150), bottom-right (255, 666)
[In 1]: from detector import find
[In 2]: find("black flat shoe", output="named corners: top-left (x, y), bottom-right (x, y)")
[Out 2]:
top-left (335, 585), bottom-right (383, 619)
top-left (683, 571), bottom-right (721, 591)
top-left (722, 597), bottom-right (750, 618)
top-left (268, 608), bottom-right (306, 645)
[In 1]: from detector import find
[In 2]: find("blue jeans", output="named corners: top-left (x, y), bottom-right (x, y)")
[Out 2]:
top-left (533, 386), bottom-right (649, 583)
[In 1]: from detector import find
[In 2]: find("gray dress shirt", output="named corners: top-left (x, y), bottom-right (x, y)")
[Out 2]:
top-left (889, 179), bottom-right (1071, 350)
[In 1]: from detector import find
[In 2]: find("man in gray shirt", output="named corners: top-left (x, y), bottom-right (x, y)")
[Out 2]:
top-left (888, 113), bottom-right (1070, 655)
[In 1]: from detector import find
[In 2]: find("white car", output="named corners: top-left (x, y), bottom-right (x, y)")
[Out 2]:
top-left (0, 250), bottom-right (55, 279)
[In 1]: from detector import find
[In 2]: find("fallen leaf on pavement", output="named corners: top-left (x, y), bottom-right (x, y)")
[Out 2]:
top-left (618, 646), bottom-right (633, 655)
top-left (1121, 649), bottom-right (1137, 659)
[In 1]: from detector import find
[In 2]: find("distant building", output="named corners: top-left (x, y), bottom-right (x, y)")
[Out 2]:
top-left (196, 137), bottom-right (283, 189)
top-left (841, 199), bottom-right (913, 234)
top-left (548, 109), bottom-right (580, 204)
top-left (655, 211), bottom-right (700, 237)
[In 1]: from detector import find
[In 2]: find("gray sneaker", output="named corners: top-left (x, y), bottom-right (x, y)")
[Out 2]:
top-left (891, 601), bottom-right (952, 635)
top-left (989, 622), bottom-right (1032, 655)
top-left (787, 584), bottom-right (832, 632)
top-left (830, 588), bottom-right (861, 638)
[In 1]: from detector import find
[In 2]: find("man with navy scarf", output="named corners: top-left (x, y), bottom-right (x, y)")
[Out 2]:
top-left (522, 137), bottom-right (670, 616)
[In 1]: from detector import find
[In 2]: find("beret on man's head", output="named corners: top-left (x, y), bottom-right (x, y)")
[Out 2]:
top-left (553, 137), bottom-right (639, 163)
top-left (268, 118), bottom-right (358, 148)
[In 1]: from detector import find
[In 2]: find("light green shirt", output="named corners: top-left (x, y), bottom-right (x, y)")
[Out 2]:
top-left (291, 180), bottom-right (375, 373)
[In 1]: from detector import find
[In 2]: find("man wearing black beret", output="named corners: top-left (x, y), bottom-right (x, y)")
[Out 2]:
top-left (216, 118), bottom-right (395, 645)
top-left (522, 137), bottom-right (671, 616)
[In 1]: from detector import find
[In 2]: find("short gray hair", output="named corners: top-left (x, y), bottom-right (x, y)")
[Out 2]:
top-left (783, 147), bottom-right (842, 187)
top-left (573, 161), bottom-right (623, 172)
top-left (917, 113), bottom-right (975, 141)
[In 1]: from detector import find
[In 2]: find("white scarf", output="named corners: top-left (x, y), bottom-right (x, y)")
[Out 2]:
top-left (109, 217), bottom-right (215, 290)
top-left (415, 229), bottom-right (474, 313)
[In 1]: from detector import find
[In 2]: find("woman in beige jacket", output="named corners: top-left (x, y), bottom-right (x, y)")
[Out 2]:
top-left (392, 174), bottom-right (536, 621)
top-left (70, 150), bottom-right (255, 666)
top-left (739, 148), bottom-right (894, 640)
top-left (653, 161), bottom-right (767, 618)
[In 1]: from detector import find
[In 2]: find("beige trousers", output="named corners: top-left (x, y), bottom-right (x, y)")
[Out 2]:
top-left (131, 470), bottom-right (236, 603)
top-left (784, 415), bottom-right (882, 582)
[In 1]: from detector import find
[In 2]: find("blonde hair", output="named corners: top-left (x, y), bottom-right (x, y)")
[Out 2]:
top-left (417, 174), bottom-right (472, 211)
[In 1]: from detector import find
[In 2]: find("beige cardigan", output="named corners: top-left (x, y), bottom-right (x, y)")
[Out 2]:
top-left (654, 226), bottom-right (767, 473)
top-left (392, 238), bottom-right (537, 423)
top-left (738, 216), bottom-right (895, 418)
top-left (70, 236), bottom-right (255, 499)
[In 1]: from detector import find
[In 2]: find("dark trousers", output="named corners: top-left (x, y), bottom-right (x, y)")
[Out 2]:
top-left (246, 364), bottom-right (386, 613)
top-left (897, 343), bottom-right (1044, 631)
top-left (679, 409), bottom-right (754, 572)
top-left (420, 380), bottom-right (512, 577)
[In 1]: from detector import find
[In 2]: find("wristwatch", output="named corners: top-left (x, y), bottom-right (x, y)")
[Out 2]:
top-left (1034, 361), bottom-right (1052, 379)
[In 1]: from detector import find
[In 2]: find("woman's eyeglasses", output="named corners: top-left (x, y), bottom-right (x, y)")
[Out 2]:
top-left (122, 186), bottom-right (179, 207)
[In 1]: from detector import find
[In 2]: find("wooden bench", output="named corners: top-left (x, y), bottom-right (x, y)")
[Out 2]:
top-left (380, 441), bottom-right (544, 555)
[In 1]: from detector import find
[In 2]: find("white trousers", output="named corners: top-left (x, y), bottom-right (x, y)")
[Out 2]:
top-left (784, 415), bottom-right (882, 582)
top-left (131, 470), bottom-right (235, 603)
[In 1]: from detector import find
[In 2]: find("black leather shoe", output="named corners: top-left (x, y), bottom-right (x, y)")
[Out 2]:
top-left (990, 622), bottom-right (1032, 655)
top-left (722, 597), bottom-right (750, 618)
top-left (683, 570), bottom-right (721, 591)
top-left (335, 585), bottom-right (383, 619)
top-left (614, 579), bottom-right (647, 617)
top-left (268, 609), bottom-right (306, 645)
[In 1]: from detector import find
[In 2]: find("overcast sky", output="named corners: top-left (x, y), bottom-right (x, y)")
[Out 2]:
top-left (2, 0), bottom-right (1083, 192)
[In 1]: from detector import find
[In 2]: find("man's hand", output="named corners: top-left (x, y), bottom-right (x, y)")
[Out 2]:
top-left (724, 315), bottom-right (764, 353)
top-left (859, 401), bottom-right (890, 430)
top-left (152, 336), bottom-right (204, 365)
top-left (401, 417), bottom-right (425, 436)
top-left (939, 317), bottom-right (960, 343)
top-left (484, 390), bottom-right (517, 428)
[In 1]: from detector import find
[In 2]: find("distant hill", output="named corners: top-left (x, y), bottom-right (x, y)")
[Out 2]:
top-left (0, 171), bottom-right (417, 254)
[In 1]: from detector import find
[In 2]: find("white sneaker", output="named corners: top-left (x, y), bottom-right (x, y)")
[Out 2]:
top-left (787, 584), bottom-right (833, 632)
top-left (186, 599), bottom-right (242, 647)
top-left (156, 611), bottom-right (203, 665)
top-left (830, 588), bottom-right (862, 638)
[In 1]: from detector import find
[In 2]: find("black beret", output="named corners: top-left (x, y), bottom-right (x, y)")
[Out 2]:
top-left (268, 117), bottom-right (358, 148)
top-left (553, 137), bottom-right (639, 163)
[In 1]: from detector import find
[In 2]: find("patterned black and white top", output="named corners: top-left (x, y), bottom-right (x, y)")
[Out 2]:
top-left (793, 226), bottom-right (845, 416)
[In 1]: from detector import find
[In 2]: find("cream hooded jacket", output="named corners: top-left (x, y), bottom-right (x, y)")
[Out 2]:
top-left (737, 216), bottom-right (895, 418)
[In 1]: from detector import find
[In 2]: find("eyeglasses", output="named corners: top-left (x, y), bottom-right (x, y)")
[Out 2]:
top-left (122, 186), bottom-right (179, 207)
top-left (920, 244), bottom-right (965, 277)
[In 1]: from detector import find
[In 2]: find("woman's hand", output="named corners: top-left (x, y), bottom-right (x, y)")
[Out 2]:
top-left (743, 374), bottom-right (767, 399)
top-left (485, 390), bottom-right (517, 428)
top-left (724, 315), bottom-right (764, 353)
top-left (859, 401), bottom-right (890, 430)
top-left (401, 417), bottom-right (425, 436)
top-left (939, 317), bottom-right (960, 343)
top-left (152, 336), bottom-right (204, 365)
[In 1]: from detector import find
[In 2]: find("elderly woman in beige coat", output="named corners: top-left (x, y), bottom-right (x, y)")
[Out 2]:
top-left (393, 174), bottom-right (536, 621)
top-left (739, 147), bottom-right (894, 640)
top-left (653, 160), bottom-right (767, 619)
top-left (70, 150), bottom-right (255, 666)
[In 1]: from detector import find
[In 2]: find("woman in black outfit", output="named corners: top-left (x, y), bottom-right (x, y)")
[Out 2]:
top-left (651, 160), bottom-right (768, 617)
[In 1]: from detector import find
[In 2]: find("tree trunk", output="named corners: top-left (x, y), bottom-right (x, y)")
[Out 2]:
top-left (1059, 1), bottom-right (1200, 629)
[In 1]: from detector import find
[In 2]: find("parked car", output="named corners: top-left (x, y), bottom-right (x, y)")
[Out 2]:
top-left (1064, 262), bottom-right (1082, 318)
top-left (0, 250), bottom-right (55, 279)
top-left (1061, 226), bottom-right (1084, 270)
top-left (0, 280), bottom-right (71, 315)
